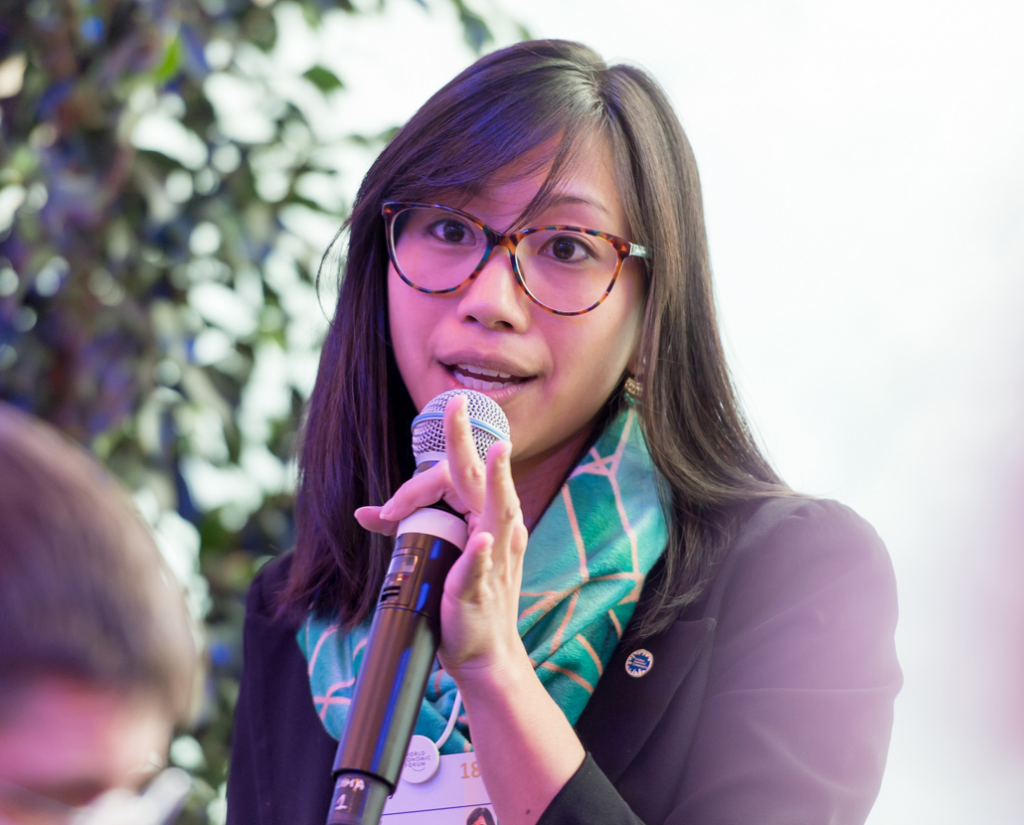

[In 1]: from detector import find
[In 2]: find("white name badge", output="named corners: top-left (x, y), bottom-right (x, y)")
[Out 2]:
top-left (381, 751), bottom-right (496, 824)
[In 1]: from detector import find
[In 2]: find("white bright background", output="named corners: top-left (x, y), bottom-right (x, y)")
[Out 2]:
top-left (281, 1), bottom-right (1024, 821)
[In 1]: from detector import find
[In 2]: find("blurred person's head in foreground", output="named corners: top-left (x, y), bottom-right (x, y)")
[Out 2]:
top-left (0, 402), bottom-right (196, 824)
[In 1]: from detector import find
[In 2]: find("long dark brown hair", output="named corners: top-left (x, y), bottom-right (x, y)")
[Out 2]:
top-left (282, 40), bottom-right (792, 639)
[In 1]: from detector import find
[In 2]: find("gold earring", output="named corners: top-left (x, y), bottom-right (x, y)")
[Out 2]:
top-left (624, 374), bottom-right (643, 402)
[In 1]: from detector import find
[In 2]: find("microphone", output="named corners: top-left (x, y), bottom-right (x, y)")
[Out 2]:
top-left (326, 389), bottom-right (511, 825)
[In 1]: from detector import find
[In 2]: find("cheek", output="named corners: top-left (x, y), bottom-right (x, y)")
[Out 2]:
top-left (387, 269), bottom-right (420, 369)
top-left (540, 322), bottom-right (629, 430)
top-left (612, 271), bottom-right (647, 371)
top-left (561, 300), bottom-right (642, 384)
top-left (387, 267), bottom-right (442, 409)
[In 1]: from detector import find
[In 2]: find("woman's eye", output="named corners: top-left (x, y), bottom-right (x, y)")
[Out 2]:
top-left (429, 219), bottom-right (471, 244)
top-left (544, 234), bottom-right (591, 263)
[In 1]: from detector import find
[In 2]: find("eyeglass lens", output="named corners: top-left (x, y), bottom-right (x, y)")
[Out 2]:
top-left (390, 206), bottom-right (620, 313)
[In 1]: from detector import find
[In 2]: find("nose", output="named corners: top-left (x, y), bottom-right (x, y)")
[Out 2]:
top-left (456, 245), bottom-right (531, 332)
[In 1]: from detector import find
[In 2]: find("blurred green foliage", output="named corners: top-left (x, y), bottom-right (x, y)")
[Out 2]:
top-left (0, 1), bottom-right (514, 822)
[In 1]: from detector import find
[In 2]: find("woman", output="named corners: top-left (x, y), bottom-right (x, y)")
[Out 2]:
top-left (227, 41), bottom-right (901, 825)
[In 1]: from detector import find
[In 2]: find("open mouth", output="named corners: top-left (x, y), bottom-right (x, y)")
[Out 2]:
top-left (447, 363), bottom-right (530, 392)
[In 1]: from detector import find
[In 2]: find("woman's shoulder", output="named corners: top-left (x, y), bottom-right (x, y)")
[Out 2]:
top-left (722, 496), bottom-right (890, 578)
top-left (687, 495), bottom-right (898, 633)
top-left (699, 495), bottom-right (900, 676)
top-left (736, 495), bottom-right (886, 560)
top-left (244, 552), bottom-right (299, 627)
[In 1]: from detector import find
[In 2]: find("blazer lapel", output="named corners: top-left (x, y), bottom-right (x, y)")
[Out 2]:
top-left (575, 617), bottom-right (716, 783)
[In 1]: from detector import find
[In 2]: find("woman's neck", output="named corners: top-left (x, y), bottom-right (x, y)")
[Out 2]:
top-left (511, 425), bottom-right (596, 532)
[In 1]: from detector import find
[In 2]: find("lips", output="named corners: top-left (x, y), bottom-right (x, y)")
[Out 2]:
top-left (449, 364), bottom-right (521, 391)
top-left (442, 359), bottom-right (534, 392)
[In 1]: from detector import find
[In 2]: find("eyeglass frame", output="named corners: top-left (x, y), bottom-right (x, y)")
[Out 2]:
top-left (381, 201), bottom-right (649, 317)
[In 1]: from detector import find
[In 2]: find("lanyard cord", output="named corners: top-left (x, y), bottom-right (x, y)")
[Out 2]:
top-left (433, 690), bottom-right (462, 750)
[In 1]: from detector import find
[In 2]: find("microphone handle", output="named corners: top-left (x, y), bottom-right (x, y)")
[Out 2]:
top-left (327, 508), bottom-right (466, 825)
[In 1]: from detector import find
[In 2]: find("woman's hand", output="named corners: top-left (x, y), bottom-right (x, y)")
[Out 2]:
top-left (354, 393), bottom-right (531, 682)
top-left (357, 393), bottom-right (585, 825)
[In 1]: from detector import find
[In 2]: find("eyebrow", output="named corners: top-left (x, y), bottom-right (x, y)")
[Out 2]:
top-left (542, 192), bottom-right (611, 216)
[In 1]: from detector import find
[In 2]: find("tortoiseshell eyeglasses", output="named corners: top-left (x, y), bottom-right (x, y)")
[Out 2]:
top-left (382, 201), bottom-right (648, 316)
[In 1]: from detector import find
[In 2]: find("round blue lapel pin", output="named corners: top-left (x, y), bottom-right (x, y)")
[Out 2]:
top-left (625, 648), bottom-right (654, 678)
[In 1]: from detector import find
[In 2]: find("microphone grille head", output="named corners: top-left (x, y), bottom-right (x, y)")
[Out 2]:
top-left (411, 390), bottom-right (511, 465)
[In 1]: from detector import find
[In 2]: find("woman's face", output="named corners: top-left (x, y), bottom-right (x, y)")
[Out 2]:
top-left (388, 134), bottom-right (646, 485)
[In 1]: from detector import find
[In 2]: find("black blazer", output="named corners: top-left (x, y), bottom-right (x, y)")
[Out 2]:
top-left (227, 498), bottom-right (902, 825)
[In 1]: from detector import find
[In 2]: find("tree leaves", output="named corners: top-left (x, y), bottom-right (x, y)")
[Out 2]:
top-left (303, 64), bottom-right (345, 93)
top-left (0, 1), bottom-right (514, 822)
top-left (450, 0), bottom-right (494, 52)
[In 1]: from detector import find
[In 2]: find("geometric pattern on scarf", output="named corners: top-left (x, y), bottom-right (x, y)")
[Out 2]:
top-left (297, 406), bottom-right (667, 754)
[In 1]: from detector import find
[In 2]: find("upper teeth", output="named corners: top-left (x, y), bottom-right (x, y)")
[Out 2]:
top-left (457, 363), bottom-right (512, 379)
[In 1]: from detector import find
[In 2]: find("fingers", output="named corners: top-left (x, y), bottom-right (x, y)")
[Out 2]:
top-left (443, 394), bottom-right (487, 511)
top-left (374, 462), bottom-right (472, 526)
top-left (354, 505), bottom-right (398, 536)
top-left (444, 530), bottom-right (494, 603)
top-left (480, 439), bottom-right (527, 564)
top-left (355, 395), bottom-right (482, 532)
top-left (357, 393), bottom-right (519, 541)
top-left (444, 396), bottom-right (522, 562)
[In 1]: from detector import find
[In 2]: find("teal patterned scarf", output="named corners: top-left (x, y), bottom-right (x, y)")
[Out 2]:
top-left (298, 406), bottom-right (667, 753)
